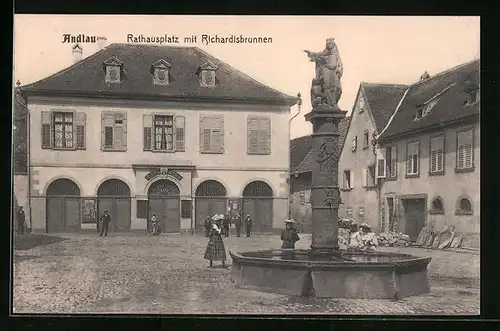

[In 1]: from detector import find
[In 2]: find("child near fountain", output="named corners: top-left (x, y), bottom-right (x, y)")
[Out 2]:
top-left (204, 215), bottom-right (227, 268)
top-left (281, 219), bottom-right (300, 249)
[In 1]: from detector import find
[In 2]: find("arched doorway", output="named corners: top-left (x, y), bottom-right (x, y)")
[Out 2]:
top-left (195, 180), bottom-right (227, 231)
top-left (242, 181), bottom-right (273, 232)
top-left (97, 179), bottom-right (131, 232)
top-left (148, 179), bottom-right (180, 233)
top-left (46, 178), bottom-right (81, 233)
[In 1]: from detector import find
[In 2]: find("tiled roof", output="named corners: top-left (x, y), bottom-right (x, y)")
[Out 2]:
top-left (22, 43), bottom-right (296, 105)
top-left (291, 116), bottom-right (351, 174)
top-left (379, 59), bottom-right (479, 140)
top-left (361, 83), bottom-right (408, 131)
top-left (290, 135), bottom-right (312, 170)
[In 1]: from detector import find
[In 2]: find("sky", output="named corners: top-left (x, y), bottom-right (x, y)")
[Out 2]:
top-left (13, 15), bottom-right (480, 138)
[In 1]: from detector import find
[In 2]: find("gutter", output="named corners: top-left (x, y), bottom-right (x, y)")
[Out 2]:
top-left (23, 89), bottom-right (297, 107)
top-left (378, 113), bottom-right (479, 145)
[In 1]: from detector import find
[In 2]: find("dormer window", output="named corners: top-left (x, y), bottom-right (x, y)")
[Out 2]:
top-left (198, 61), bottom-right (218, 88)
top-left (465, 88), bottom-right (480, 106)
top-left (151, 59), bottom-right (171, 86)
top-left (103, 56), bottom-right (123, 83)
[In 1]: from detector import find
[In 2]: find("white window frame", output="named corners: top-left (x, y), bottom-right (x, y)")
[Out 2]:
top-left (406, 141), bottom-right (420, 176)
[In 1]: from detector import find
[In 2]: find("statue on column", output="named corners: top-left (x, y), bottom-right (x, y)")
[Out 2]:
top-left (304, 38), bottom-right (343, 108)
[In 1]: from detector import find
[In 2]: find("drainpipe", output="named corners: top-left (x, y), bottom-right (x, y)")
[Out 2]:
top-left (288, 93), bottom-right (302, 219)
top-left (190, 172), bottom-right (194, 235)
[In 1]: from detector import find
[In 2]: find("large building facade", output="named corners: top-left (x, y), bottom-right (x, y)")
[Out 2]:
top-left (376, 60), bottom-right (480, 247)
top-left (22, 43), bottom-right (296, 233)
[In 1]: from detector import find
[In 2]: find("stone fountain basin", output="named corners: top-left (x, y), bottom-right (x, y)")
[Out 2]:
top-left (229, 249), bottom-right (432, 299)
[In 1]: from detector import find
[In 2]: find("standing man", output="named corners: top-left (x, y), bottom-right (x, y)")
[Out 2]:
top-left (17, 206), bottom-right (26, 235)
top-left (99, 209), bottom-right (111, 237)
top-left (222, 213), bottom-right (231, 238)
top-left (244, 214), bottom-right (253, 238)
top-left (234, 212), bottom-right (242, 238)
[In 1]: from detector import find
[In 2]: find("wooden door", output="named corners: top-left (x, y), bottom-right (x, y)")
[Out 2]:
top-left (256, 199), bottom-right (273, 232)
top-left (65, 198), bottom-right (81, 232)
top-left (116, 198), bottom-right (131, 232)
top-left (47, 197), bottom-right (64, 233)
top-left (195, 198), bottom-right (210, 231)
top-left (164, 198), bottom-right (180, 233)
top-left (403, 199), bottom-right (426, 241)
top-left (149, 198), bottom-right (165, 231)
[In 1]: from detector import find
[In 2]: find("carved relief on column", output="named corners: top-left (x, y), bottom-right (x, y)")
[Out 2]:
top-left (316, 137), bottom-right (339, 172)
top-left (324, 187), bottom-right (341, 208)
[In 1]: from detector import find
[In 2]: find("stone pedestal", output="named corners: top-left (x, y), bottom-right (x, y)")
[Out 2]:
top-left (304, 105), bottom-right (347, 256)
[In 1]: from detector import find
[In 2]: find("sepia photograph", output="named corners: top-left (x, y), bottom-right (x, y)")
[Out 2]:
top-left (12, 15), bottom-right (480, 315)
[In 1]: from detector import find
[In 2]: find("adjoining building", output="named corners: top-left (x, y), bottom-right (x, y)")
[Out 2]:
top-left (376, 59), bottom-right (479, 248)
top-left (338, 83), bottom-right (408, 232)
top-left (289, 117), bottom-right (351, 232)
top-left (21, 43), bottom-right (296, 233)
top-left (13, 88), bottom-right (29, 231)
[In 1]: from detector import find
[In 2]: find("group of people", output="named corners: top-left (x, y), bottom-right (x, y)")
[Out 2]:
top-left (203, 213), bottom-right (253, 239)
top-left (348, 222), bottom-right (379, 252)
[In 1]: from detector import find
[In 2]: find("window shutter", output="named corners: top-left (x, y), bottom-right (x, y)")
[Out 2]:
top-left (200, 115), bottom-right (210, 152)
top-left (211, 116), bottom-right (224, 153)
top-left (342, 171), bottom-right (348, 189)
top-left (247, 117), bottom-right (259, 154)
top-left (74, 112), bottom-right (86, 150)
top-left (175, 115), bottom-right (185, 151)
top-left (258, 117), bottom-right (271, 154)
top-left (362, 168), bottom-right (368, 187)
top-left (464, 130), bottom-right (473, 168)
top-left (113, 113), bottom-right (126, 150)
top-left (406, 145), bottom-right (413, 174)
top-left (41, 111), bottom-right (53, 148)
top-left (376, 148), bottom-right (386, 178)
top-left (391, 146), bottom-right (397, 177)
top-left (143, 114), bottom-right (153, 151)
top-left (101, 112), bottom-right (115, 149)
top-left (350, 170), bottom-right (355, 188)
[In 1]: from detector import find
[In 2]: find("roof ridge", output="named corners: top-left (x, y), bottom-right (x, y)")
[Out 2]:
top-left (409, 58), bottom-right (479, 88)
top-left (22, 43), bottom-right (114, 90)
top-left (361, 82), bottom-right (409, 88)
top-left (194, 47), bottom-right (296, 101)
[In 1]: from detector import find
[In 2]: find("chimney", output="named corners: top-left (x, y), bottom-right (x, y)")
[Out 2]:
top-left (97, 37), bottom-right (108, 50)
top-left (419, 71), bottom-right (430, 81)
top-left (72, 43), bottom-right (83, 64)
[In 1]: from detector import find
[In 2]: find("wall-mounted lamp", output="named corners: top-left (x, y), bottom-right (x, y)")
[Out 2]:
top-left (294, 170), bottom-right (299, 178)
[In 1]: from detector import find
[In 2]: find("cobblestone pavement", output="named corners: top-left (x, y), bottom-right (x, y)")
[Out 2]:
top-left (13, 233), bottom-right (479, 315)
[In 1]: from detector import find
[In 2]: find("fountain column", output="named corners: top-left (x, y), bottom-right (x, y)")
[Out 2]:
top-left (305, 105), bottom-right (346, 257)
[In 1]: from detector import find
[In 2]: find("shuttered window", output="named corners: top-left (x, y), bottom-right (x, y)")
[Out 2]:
top-left (75, 112), bottom-right (86, 149)
top-left (430, 136), bottom-right (445, 173)
top-left (457, 130), bottom-right (474, 170)
top-left (351, 136), bottom-right (357, 152)
top-left (342, 170), bottom-right (352, 189)
top-left (247, 116), bottom-right (271, 155)
top-left (406, 141), bottom-right (419, 175)
top-left (101, 112), bottom-right (127, 151)
top-left (41, 110), bottom-right (86, 150)
top-left (143, 114), bottom-right (185, 152)
top-left (386, 146), bottom-right (397, 178)
top-left (200, 115), bottom-right (224, 154)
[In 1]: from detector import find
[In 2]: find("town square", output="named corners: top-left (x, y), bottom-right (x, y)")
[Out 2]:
top-left (12, 15), bottom-right (479, 315)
